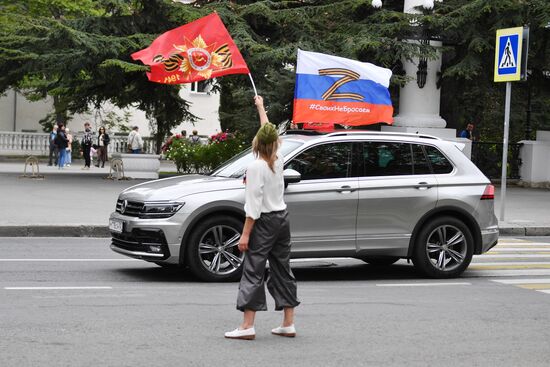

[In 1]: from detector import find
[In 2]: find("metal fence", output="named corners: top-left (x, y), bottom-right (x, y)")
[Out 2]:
top-left (471, 141), bottom-right (523, 179)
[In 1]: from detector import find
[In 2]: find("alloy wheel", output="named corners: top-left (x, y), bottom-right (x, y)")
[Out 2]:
top-left (425, 224), bottom-right (467, 272)
top-left (198, 225), bottom-right (243, 275)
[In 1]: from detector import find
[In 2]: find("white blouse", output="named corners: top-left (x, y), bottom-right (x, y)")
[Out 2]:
top-left (244, 153), bottom-right (287, 220)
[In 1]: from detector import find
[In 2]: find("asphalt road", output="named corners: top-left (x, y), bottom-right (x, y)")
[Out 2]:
top-left (2, 237), bottom-right (550, 367)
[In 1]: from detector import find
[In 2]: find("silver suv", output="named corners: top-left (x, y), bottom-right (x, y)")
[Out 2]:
top-left (109, 131), bottom-right (498, 281)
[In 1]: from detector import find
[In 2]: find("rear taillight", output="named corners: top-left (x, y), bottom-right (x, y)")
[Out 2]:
top-left (481, 184), bottom-right (495, 200)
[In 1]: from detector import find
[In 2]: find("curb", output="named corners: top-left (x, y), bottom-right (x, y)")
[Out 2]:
top-left (0, 226), bottom-right (549, 238)
top-left (499, 227), bottom-right (550, 236)
top-left (0, 225), bottom-right (111, 238)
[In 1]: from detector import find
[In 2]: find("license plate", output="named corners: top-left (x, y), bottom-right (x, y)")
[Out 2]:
top-left (109, 219), bottom-right (124, 233)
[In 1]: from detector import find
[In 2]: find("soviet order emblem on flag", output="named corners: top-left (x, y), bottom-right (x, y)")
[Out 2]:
top-left (293, 49), bottom-right (393, 126)
top-left (131, 13), bottom-right (249, 84)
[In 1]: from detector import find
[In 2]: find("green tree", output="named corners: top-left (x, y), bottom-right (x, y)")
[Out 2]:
top-left (1, 0), bottom-right (547, 147)
top-left (430, 0), bottom-right (550, 141)
top-left (0, 0), bottom-right (199, 150)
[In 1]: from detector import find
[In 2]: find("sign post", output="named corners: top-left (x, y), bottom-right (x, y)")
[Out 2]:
top-left (494, 26), bottom-right (527, 221)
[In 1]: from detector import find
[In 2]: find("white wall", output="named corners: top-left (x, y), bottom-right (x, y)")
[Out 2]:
top-left (519, 131), bottom-right (550, 188)
top-left (0, 90), bottom-right (51, 132)
top-left (0, 85), bottom-right (221, 137)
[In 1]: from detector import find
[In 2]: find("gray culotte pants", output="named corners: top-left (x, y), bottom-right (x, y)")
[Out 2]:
top-left (236, 210), bottom-right (300, 312)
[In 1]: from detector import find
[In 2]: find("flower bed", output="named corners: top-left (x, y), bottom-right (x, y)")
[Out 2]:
top-left (165, 132), bottom-right (247, 174)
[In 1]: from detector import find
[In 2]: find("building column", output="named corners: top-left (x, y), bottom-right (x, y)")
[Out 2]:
top-left (392, 0), bottom-right (446, 128)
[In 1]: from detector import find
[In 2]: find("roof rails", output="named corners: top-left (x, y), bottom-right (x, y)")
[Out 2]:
top-left (283, 129), bottom-right (325, 136)
top-left (324, 131), bottom-right (442, 140)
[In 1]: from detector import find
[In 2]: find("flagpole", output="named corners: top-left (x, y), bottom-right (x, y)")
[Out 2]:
top-left (248, 73), bottom-right (258, 96)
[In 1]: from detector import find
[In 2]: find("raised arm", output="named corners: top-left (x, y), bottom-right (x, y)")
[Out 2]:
top-left (254, 95), bottom-right (269, 127)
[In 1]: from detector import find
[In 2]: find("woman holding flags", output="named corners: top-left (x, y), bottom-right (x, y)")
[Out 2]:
top-left (131, 12), bottom-right (300, 340)
top-left (224, 96), bottom-right (300, 340)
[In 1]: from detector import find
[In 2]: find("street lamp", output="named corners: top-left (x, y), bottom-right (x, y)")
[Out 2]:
top-left (371, 0), bottom-right (383, 9)
top-left (372, 0), bottom-right (440, 10)
top-left (372, 1), bottom-right (441, 89)
top-left (422, 0), bottom-right (434, 10)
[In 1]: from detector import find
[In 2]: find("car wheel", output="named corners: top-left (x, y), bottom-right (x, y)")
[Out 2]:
top-left (412, 216), bottom-right (473, 278)
top-left (360, 256), bottom-right (400, 266)
top-left (185, 215), bottom-right (244, 282)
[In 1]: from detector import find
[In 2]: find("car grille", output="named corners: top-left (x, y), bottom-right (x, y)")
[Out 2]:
top-left (111, 229), bottom-right (170, 259)
top-left (116, 199), bottom-right (144, 217)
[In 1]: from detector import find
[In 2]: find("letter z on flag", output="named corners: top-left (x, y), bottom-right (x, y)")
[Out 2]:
top-left (131, 13), bottom-right (249, 85)
top-left (293, 50), bottom-right (393, 126)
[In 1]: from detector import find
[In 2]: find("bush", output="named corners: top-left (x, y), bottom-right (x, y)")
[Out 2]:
top-left (165, 132), bottom-right (247, 174)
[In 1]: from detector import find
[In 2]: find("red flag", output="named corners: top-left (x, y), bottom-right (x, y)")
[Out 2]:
top-left (131, 13), bottom-right (249, 84)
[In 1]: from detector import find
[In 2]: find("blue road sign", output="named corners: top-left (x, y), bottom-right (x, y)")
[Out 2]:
top-left (494, 27), bottom-right (523, 82)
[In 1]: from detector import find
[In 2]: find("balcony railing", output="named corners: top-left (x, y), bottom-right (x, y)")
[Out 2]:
top-left (0, 131), bottom-right (157, 156)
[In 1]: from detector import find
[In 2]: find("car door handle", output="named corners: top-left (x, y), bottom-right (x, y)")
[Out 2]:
top-left (415, 182), bottom-right (432, 190)
top-left (337, 185), bottom-right (355, 194)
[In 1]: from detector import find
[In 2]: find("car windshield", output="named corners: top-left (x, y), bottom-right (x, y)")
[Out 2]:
top-left (211, 139), bottom-right (304, 178)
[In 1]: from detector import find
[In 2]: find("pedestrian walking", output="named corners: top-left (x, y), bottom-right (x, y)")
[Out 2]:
top-left (55, 124), bottom-right (69, 170)
top-left (225, 96), bottom-right (300, 341)
top-left (127, 126), bottom-right (144, 154)
top-left (65, 128), bottom-right (73, 167)
top-left (96, 126), bottom-right (110, 168)
top-left (48, 125), bottom-right (58, 166)
top-left (81, 122), bottom-right (93, 169)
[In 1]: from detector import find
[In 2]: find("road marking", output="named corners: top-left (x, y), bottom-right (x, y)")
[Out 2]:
top-left (491, 278), bottom-right (550, 284)
top-left (474, 254), bottom-right (550, 259)
top-left (469, 264), bottom-right (550, 270)
top-left (488, 249), bottom-right (550, 253)
top-left (0, 259), bottom-right (138, 262)
top-left (495, 242), bottom-right (550, 246)
top-left (466, 269), bottom-right (550, 276)
top-left (376, 282), bottom-right (471, 287)
top-left (470, 262), bottom-right (550, 266)
top-left (536, 290), bottom-right (550, 294)
top-left (4, 286), bottom-right (113, 290)
top-left (516, 284), bottom-right (550, 290)
top-left (493, 245), bottom-right (550, 249)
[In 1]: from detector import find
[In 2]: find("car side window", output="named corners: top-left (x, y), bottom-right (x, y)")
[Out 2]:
top-left (362, 142), bottom-right (413, 176)
top-left (424, 145), bottom-right (454, 174)
top-left (285, 143), bottom-right (353, 180)
top-left (412, 144), bottom-right (432, 175)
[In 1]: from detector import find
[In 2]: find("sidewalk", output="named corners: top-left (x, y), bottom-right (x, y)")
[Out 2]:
top-left (0, 160), bottom-right (548, 236)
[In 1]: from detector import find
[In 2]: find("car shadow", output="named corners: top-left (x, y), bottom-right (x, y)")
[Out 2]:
top-left (111, 260), bottom-right (425, 283)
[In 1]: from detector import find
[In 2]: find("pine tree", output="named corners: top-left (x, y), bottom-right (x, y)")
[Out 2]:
top-left (1, 0), bottom-right (548, 146)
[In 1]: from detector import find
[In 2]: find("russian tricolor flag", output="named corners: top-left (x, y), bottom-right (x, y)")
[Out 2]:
top-left (293, 50), bottom-right (393, 126)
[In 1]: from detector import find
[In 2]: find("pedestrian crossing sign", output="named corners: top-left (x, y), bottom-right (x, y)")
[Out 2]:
top-left (494, 27), bottom-right (523, 82)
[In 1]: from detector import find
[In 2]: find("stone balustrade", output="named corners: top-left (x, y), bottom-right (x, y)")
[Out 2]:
top-left (0, 131), bottom-right (157, 156)
top-left (0, 132), bottom-right (49, 156)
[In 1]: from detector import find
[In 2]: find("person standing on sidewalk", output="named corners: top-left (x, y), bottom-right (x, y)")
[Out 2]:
top-left (81, 122), bottom-right (93, 169)
top-left (65, 128), bottom-right (73, 167)
top-left (48, 125), bottom-right (58, 166)
top-left (127, 126), bottom-right (144, 154)
top-left (96, 126), bottom-right (110, 168)
top-left (55, 124), bottom-right (69, 170)
top-left (225, 96), bottom-right (300, 341)
top-left (189, 130), bottom-right (201, 144)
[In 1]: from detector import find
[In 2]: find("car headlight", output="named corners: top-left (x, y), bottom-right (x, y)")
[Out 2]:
top-left (140, 202), bottom-right (184, 219)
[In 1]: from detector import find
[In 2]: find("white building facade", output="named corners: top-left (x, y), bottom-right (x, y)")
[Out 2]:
top-left (0, 82), bottom-right (221, 137)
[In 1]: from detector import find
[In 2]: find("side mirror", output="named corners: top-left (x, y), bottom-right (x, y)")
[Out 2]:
top-left (283, 168), bottom-right (301, 187)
